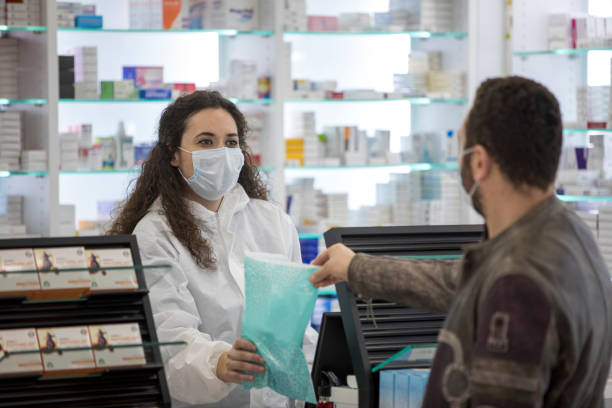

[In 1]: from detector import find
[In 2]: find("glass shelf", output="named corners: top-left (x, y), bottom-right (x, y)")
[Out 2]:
top-left (0, 341), bottom-right (186, 363)
top-left (298, 233), bottom-right (323, 240)
top-left (60, 169), bottom-right (141, 175)
top-left (0, 264), bottom-right (171, 276)
top-left (564, 128), bottom-right (612, 133)
top-left (284, 31), bottom-right (467, 38)
top-left (286, 163), bottom-right (459, 172)
top-left (285, 97), bottom-right (467, 104)
top-left (0, 171), bottom-right (48, 178)
top-left (0, 98), bottom-right (47, 105)
top-left (59, 98), bottom-right (274, 105)
top-left (0, 25), bottom-right (46, 32)
top-left (57, 27), bottom-right (274, 36)
top-left (514, 48), bottom-right (612, 56)
top-left (556, 195), bottom-right (612, 203)
top-left (60, 166), bottom-right (273, 175)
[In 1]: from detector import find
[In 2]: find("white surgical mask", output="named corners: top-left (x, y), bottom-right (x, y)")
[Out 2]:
top-left (177, 146), bottom-right (244, 201)
top-left (460, 146), bottom-right (483, 216)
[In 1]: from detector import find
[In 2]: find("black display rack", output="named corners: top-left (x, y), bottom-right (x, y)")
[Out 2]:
top-left (321, 225), bottom-right (484, 407)
top-left (0, 235), bottom-right (173, 408)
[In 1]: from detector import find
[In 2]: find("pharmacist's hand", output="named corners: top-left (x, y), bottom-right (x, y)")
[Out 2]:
top-left (309, 243), bottom-right (355, 288)
top-left (216, 339), bottom-right (265, 384)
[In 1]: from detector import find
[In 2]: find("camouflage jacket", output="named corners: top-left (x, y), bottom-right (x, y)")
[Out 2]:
top-left (348, 196), bottom-right (612, 408)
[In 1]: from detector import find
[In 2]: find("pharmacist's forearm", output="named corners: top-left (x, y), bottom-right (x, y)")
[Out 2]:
top-left (347, 253), bottom-right (459, 312)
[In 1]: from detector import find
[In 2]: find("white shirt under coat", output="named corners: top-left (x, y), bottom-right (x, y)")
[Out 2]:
top-left (133, 184), bottom-right (318, 408)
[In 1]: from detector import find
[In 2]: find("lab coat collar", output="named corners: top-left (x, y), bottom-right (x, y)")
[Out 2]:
top-left (187, 184), bottom-right (250, 297)
top-left (186, 183), bottom-right (250, 224)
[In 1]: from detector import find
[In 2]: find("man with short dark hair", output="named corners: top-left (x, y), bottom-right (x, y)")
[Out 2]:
top-left (310, 76), bottom-right (612, 407)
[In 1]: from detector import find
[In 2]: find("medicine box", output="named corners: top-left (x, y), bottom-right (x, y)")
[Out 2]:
top-left (0, 328), bottom-right (43, 375)
top-left (122, 66), bottom-right (164, 90)
top-left (208, 0), bottom-right (259, 30)
top-left (34, 247), bottom-right (90, 290)
top-left (75, 14), bottom-right (102, 28)
top-left (100, 81), bottom-right (114, 99)
top-left (37, 326), bottom-right (95, 372)
top-left (0, 248), bottom-right (40, 293)
top-left (85, 248), bottom-right (138, 291)
top-left (89, 323), bottom-right (146, 368)
top-left (113, 80), bottom-right (138, 100)
top-left (139, 88), bottom-right (172, 100)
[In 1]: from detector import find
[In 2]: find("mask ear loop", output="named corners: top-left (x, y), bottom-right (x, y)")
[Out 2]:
top-left (461, 146), bottom-right (479, 197)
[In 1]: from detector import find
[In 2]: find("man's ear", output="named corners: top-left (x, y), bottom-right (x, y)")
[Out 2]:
top-left (472, 144), bottom-right (492, 182)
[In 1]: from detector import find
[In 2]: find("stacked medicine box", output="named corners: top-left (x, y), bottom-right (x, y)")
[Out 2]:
top-left (0, 112), bottom-right (21, 171)
top-left (0, 38), bottom-right (19, 99)
top-left (6, 0), bottom-right (41, 26)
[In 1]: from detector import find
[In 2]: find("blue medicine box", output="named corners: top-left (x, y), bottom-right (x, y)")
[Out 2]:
top-left (139, 89), bottom-right (172, 100)
top-left (75, 15), bottom-right (103, 29)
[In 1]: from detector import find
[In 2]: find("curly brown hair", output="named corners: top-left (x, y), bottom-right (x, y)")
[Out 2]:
top-left (108, 90), bottom-right (268, 269)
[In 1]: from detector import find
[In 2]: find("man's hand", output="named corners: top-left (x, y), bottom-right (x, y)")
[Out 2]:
top-left (216, 339), bottom-right (265, 384)
top-left (309, 243), bottom-right (356, 288)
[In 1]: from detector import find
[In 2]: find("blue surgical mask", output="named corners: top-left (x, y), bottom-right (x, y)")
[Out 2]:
top-left (177, 147), bottom-right (244, 201)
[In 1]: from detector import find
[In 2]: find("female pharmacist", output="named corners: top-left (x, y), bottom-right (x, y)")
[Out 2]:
top-left (109, 90), bottom-right (317, 408)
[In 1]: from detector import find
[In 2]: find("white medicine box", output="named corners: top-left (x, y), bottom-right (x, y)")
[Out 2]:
top-left (0, 248), bottom-right (40, 293)
top-left (34, 247), bottom-right (90, 290)
top-left (37, 326), bottom-right (95, 372)
top-left (208, 0), bottom-right (259, 30)
top-left (89, 323), bottom-right (146, 368)
top-left (85, 248), bottom-right (138, 291)
top-left (0, 328), bottom-right (43, 375)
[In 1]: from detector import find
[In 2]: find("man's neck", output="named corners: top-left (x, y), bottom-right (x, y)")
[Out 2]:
top-left (485, 185), bottom-right (555, 238)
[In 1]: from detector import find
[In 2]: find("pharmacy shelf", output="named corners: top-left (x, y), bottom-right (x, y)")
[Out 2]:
top-left (59, 98), bottom-right (274, 105)
top-left (0, 25), bottom-right (46, 32)
top-left (286, 163), bottom-right (459, 172)
top-left (57, 27), bottom-right (274, 36)
top-left (0, 98), bottom-right (47, 105)
top-left (298, 233), bottom-right (323, 240)
top-left (284, 97), bottom-right (467, 104)
top-left (60, 166), bottom-right (275, 175)
top-left (564, 128), bottom-right (612, 133)
top-left (513, 48), bottom-right (612, 57)
top-left (557, 195), bottom-right (612, 203)
top-left (0, 341), bottom-right (186, 362)
top-left (60, 169), bottom-right (140, 175)
top-left (284, 30), bottom-right (467, 38)
top-left (0, 171), bottom-right (48, 178)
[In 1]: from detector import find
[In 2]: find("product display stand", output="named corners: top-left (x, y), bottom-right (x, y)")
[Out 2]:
top-left (320, 225), bottom-right (484, 407)
top-left (0, 235), bottom-right (176, 408)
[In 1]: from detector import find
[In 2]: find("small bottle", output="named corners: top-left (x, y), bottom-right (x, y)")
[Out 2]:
top-left (317, 385), bottom-right (334, 408)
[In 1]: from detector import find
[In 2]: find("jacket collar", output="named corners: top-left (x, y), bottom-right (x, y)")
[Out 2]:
top-left (463, 195), bottom-right (563, 270)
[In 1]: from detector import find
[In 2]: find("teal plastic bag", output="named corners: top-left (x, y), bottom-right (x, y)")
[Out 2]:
top-left (241, 252), bottom-right (318, 404)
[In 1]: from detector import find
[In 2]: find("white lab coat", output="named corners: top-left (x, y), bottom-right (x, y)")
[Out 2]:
top-left (133, 184), bottom-right (318, 408)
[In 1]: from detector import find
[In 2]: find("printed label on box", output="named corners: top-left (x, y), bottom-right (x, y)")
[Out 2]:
top-left (0, 328), bottom-right (43, 374)
top-left (85, 248), bottom-right (137, 291)
top-left (89, 323), bottom-right (146, 367)
top-left (37, 326), bottom-right (95, 371)
top-left (0, 248), bottom-right (40, 292)
top-left (34, 247), bottom-right (90, 290)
